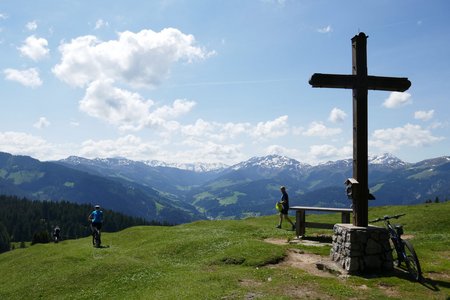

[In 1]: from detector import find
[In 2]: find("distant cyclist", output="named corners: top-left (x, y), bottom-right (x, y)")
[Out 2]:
top-left (53, 226), bottom-right (61, 243)
top-left (88, 205), bottom-right (103, 247)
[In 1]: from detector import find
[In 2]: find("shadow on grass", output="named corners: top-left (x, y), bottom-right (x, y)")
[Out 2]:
top-left (299, 235), bottom-right (333, 244)
top-left (419, 275), bottom-right (450, 292)
top-left (360, 267), bottom-right (449, 292)
top-left (390, 265), bottom-right (450, 292)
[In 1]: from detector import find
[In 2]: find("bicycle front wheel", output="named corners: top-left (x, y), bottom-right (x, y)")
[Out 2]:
top-left (402, 240), bottom-right (422, 281)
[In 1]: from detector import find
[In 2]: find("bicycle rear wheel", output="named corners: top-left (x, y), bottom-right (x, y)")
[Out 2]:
top-left (94, 230), bottom-right (101, 248)
top-left (402, 240), bottom-right (422, 281)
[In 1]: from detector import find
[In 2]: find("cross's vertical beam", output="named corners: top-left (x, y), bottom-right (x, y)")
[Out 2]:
top-left (309, 32), bottom-right (411, 228)
top-left (352, 33), bottom-right (369, 227)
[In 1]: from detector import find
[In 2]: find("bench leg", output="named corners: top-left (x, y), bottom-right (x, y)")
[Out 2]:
top-left (341, 212), bottom-right (350, 223)
top-left (296, 210), bottom-right (306, 237)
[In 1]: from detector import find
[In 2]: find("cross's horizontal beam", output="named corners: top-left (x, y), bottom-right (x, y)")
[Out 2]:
top-left (309, 74), bottom-right (354, 89)
top-left (366, 75), bottom-right (411, 92)
top-left (309, 73), bottom-right (411, 92)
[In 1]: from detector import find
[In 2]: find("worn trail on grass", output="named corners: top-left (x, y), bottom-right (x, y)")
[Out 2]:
top-left (265, 238), bottom-right (344, 277)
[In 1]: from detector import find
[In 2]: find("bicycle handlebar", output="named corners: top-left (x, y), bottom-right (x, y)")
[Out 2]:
top-left (369, 213), bottom-right (405, 223)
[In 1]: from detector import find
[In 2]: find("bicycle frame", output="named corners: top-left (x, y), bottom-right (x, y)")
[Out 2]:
top-left (384, 220), bottom-right (406, 263)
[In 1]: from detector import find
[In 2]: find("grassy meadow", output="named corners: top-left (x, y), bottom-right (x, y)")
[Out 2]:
top-left (0, 202), bottom-right (449, 299)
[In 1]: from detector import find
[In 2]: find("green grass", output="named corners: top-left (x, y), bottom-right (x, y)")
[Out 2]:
top-left (0, 202), bottom-right (449, 299)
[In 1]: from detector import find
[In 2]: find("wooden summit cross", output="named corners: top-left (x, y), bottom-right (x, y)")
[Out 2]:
top-left (309, 32), bottom-right (411, 227)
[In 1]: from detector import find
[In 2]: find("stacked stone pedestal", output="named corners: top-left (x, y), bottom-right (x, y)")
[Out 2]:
top-left (331, 224), bottom-right (393, 274)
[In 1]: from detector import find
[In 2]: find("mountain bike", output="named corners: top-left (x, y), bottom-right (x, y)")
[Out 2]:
top-left (370, 214), bottom-right (422, 281)
top-left (91, 226), bottom-right (101, 248)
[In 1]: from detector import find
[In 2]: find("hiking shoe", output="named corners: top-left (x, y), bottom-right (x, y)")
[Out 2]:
top-left (276, 225), bottom-right (281, 229)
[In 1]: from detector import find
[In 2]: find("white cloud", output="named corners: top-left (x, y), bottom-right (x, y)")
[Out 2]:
top-left (53, 28), bottom-right (214, 89)
top-left (162, 116), bottom-right (293, 162)
top-left (51, 28), bottom-right (214, 133)
top-left (26, 21), bottom-right (38, 31)
top-left (80, 79), bottom-right (195, 131)
top-left (94, 19), bottom-right (109, 30)
top-left (251, 115), bottom-right (289, 139)
top-left (18, 35), bottom-right (49, 61)
top-left (302, 121), bottom-right (342, 137)
top-left (79, 134), bottom-right (244, 164)
top-left (264, 144), bottom-right (303, 159)
top-left (309, 144), bottom-right (352, 161)
top-left (181, 119), bottom-right (217, 138)
top-left (177, 139), bottom-right (244, 163)
top-left (4, 68), bottom-right (43, 88)
top-left (80, 79), bottom-right (154, 130)
top-left (178, 116), bottom-right (288, 143)
top-left (328, 107), bottom-right (347, 123)
top-left (0, 132), bottom-right (162, 162)
top-left (150, 99), bottom-right (196, 124)
top-left (0, 131), bottom-right (52, 158)
top-left (79, 135), bottom-right (161, 159)
top-left (222, 122), bottom-right (252, 139)
top-left (317, 25), bottom-right (332, 33)
top-left (428, 121), bottom-right (447, 129)
top-left (180, 116), bottom-right (290, 142)
top-left (414, 109), bottom-right (434, 121)
top-left (309, 144), bottom-right (338, 158)
top-left (382, 92), bottom-right (412, 108)
top-left (33, 117), bottom-right (50, 129)
top-left (370, 123), bottom-right (444, 152)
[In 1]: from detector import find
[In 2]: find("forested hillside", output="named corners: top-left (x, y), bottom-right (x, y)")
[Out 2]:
top-left (0, 195), bottom-right (162, 252)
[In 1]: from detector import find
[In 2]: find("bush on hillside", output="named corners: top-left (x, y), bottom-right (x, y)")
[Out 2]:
top-left (31, 230), bottom-right (50, 245)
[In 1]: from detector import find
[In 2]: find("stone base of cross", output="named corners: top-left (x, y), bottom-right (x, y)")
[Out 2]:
top-left (331, 224), bottom-right (393, 274)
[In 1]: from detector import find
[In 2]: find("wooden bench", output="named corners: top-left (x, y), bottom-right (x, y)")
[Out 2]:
top-left (289, 206), bottom-right (353, 237)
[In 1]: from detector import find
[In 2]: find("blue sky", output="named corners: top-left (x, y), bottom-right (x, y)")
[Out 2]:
top-left (0, 0), bottom-right (448, 165)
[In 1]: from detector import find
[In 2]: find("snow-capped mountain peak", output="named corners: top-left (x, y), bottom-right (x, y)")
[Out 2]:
top-left (142, 160), bottom-right (228, 172)
top-left (369, 153), bottom-right (407, 168)
top-left (231, 154), bottom-right (311, 171)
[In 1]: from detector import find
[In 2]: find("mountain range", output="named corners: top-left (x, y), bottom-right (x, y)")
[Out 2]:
top-left (0, 151), bottom-right (448, 223)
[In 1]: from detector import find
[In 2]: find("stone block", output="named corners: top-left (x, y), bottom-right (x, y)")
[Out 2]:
top-left (363, 255), bottom-right (381, 270)
top-left (344, 257), bottom-right (359, 272)
top-left (366, 238), bottom-right (382, 255)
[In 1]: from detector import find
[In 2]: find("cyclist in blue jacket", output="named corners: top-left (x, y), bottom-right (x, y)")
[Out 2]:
top-left (88, 205), bottom-right (103, 246)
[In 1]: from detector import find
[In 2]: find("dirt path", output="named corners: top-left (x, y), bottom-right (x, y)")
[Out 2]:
top-left (264, 238), bottom-right (345, 278)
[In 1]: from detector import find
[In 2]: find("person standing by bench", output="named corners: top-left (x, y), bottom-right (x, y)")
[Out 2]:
top-left (276, 186), bottom-right (295, 230)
